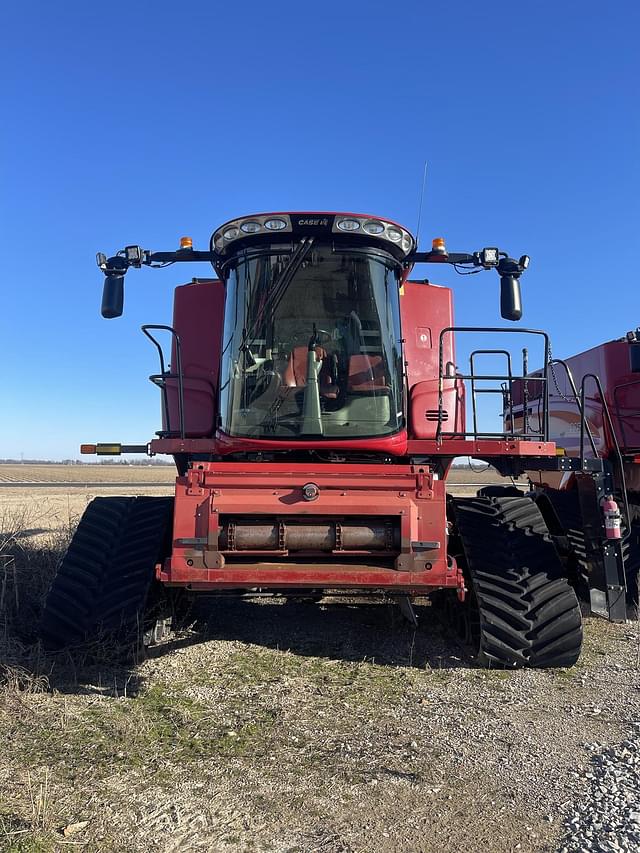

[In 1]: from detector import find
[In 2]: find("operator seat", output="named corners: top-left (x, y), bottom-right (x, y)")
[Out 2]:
top-left (347, 354), bottom-right (387, 392)
top-left (283, 346), bottom-right (338, 399)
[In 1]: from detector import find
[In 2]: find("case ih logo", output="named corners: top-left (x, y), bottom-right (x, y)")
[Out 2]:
top-left (297, 218), bottom-right (329, 227)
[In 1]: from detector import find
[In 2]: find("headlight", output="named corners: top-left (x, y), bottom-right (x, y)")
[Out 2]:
top-left (125, 245), bottom-right (143, 262)
top-left (363, 220), bottom-right (385, 235)
top-left (480, 247), bottom-right (499, 266)
top-left (240, 221), bottom-right (261, 234)
top-left (212, 212), bottom-right (415, 260)
top-left (337, 218), bottom-right (361, 231)
top-left (331, 215), bottom-right (414, 257)
top-left (264, 218), bottom-right (287, 231)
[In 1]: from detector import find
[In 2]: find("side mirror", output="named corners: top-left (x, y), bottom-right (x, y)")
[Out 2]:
top-left (101, 274), bottom-right (125, 318)
top-left (500, 274), bottom-right (522, 321)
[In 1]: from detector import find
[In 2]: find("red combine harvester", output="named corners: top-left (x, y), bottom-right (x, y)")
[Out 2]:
top-left (506, 332), bottom-right (640, 619)
top-left (40, 211), bottom-right (627, 667)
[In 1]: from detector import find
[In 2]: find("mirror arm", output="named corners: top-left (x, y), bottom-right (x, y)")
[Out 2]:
top-left (408, 250), bottom-right (478, 265)
top-left (144, 249), bottom-right (218, 264)
top-left (97, 248), bottom-right (219, 318)
top-left (406, 247), bottom-right (529, 322)
top-left (97, 247), bottom-right (218, 274)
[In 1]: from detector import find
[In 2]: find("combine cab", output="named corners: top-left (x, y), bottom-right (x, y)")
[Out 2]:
top-left (41, 212), bottom-right (597, 667)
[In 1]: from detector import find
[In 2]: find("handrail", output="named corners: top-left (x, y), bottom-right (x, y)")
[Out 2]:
top-left (141, 325), bottom-right (185, 439)
top-left (580, 373), bottom-right (631, 548)
top-left (437, 327), bottom-right (550, 442)
top-left (469, 349), bottom-right (514, 439)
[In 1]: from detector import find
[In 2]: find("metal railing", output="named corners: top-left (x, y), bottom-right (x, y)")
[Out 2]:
top-left (141, 325), bottom-right (186, 439)
top-left (579, 372), bottom-right (631, 561)
top-left (437, 327), bottom-right (551, 442)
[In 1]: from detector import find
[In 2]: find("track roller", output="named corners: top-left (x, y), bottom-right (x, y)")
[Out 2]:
top-left (451, 494), bottom-right (583, 668)
top-left (39, 496), bottom-right (174, 650)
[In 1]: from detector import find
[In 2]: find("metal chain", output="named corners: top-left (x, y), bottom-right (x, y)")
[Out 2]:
top-left (547, 340), bottom-right (580, 406)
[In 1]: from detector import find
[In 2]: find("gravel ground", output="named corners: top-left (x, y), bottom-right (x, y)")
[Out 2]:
top-left (2, 595), bottom-right (638, 852)
top-left (557, 727), bottom-right (640, 852)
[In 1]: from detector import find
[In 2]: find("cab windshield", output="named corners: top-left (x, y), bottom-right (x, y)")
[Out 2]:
top-left (219, 245), bottom-right (404, 440)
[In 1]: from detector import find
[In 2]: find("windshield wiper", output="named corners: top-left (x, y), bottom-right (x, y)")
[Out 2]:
top-left (240, 237), bottom-right (315, 355)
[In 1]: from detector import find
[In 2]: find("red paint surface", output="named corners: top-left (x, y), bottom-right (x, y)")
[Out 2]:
top-left (158, 460), bottom-right (460, 592)
top-left (161, 567), bottom-right (460, 590)
top-left (406, 438), bottom-right (556, 457)
top-left (149, 435), bottom-right (556, 461)
top-left (400, 282), bottom-right (466, 439)
top-left (214, 429), bottom-right (408, 456)
top-left (166, 279), bottom-right (224, 437)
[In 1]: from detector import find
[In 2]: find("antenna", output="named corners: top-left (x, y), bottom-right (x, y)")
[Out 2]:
top-left (415, 160), bottom-right (428, 249)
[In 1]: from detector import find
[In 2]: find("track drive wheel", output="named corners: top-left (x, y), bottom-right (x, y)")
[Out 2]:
top-left (452, 495), bottom-right (582, 668)
top-left (39, 496), bottom-right (174, 650)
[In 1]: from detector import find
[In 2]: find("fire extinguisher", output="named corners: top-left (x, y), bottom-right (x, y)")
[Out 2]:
top-left (601, 495), bottom-right (622, 540)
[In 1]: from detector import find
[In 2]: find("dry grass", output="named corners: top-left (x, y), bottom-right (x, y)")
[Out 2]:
top-left (0, 506), bottom-right (69, 651)
top-left (0, 490), bottom-right (173, 547)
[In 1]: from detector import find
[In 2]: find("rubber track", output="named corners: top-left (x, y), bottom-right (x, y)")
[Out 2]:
top-left (535, 489), bottom-right (590, 573)
top-left (39, 496), bottom-right (174, 649)
top-left (453, 495), bottom-right (582, 668)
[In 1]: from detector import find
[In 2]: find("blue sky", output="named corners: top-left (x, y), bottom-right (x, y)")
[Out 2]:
top-left (1, 1), bottom-right (638, 459)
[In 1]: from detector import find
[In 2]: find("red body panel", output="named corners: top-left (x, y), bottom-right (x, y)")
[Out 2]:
top-left (150, 435), bottom-right (556, 462)
top-left (159, 461), bottom-right (463, 593)
top-left (214, 429), bottom-right (408, 456)
top-left (166, 279), bottom-right (224, 437)
top-left (400, 282), bottom-right (465, 439)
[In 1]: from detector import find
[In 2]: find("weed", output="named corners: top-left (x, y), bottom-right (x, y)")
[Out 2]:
top-left (0, 805), bottom-right (56, 852)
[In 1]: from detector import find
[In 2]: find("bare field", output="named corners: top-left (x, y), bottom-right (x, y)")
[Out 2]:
top-left (0, 463), bottom-right (176, 485)
top-left (0, 488), bottom-right (174, 543)
top-left (0, 464), bottom-right (175, 540)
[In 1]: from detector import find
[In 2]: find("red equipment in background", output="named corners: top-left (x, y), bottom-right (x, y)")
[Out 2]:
top-left (508, 331), bottom-right (640, 619)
